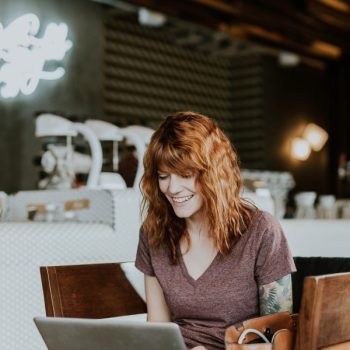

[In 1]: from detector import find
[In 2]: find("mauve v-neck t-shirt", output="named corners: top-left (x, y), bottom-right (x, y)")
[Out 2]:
top-left (135, 210), bottom-right (296, 350)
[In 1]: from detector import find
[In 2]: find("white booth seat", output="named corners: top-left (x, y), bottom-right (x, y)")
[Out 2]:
top-left (0, 222), bottom-right (140, 350)
top-left (281, 219), bottom-right (350, 258)
top-left (1, 188), bottom-right (144, 350)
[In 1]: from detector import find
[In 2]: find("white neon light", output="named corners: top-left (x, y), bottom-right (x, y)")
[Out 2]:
top-left (0, 13), bottom-right (72, 98)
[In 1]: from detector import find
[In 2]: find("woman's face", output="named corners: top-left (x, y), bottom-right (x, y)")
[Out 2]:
top-left (158, 172), bottom-right (204, 220)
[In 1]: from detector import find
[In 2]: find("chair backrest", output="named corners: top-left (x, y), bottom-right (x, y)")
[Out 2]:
top-left (295, 272), bottom-right (350, 350)
top-left (292, 257), bottom-right (350, 313)
top-left (40, 263), bottom-right (147, 318)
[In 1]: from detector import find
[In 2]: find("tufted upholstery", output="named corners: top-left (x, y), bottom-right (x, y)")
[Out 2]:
top-left (0, 189), bottom-right (143, 350)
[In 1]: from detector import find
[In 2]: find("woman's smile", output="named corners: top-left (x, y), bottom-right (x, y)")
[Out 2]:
top-left (171, 194), bottom-right (194, 203)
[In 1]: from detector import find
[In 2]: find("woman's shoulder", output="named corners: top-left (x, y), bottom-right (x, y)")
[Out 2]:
top-left (250, 208), bottom-right (279, 226)
top-left (139, 226), bottom-right (148, 239)
top-left (138, 226), bottom-right (167, 255)
top-left (138, 226), bottom-right (154, 252)
top-left (246, 208), bottom-right (283, 238)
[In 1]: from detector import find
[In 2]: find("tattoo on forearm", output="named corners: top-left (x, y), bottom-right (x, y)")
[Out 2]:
top-left (259, 274), bottom-right (293, 315)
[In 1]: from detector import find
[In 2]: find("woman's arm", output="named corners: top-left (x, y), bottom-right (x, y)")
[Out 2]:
top-left (258, 274), bottom-right (293, 315)
top-left (144, 274), bottom-right (171, 322)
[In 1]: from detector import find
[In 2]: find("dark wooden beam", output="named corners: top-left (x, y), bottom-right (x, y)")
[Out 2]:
top-left (215, 1), bottom-right (350, 51)
top-left (122, 0), bottom-right (350, 60)
top-left (308, 1), bottom-right (350, 31)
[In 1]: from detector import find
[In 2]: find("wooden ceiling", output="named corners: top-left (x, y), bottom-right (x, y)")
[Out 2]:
top-left (120, 0), bottom-right (350, 61)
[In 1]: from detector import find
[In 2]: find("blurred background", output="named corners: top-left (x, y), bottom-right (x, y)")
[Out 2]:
top-left (1, 0), bottom-right (350, 205)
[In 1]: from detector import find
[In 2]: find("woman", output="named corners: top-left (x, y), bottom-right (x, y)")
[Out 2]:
top-left (135, 111), bottom-right (296, 350)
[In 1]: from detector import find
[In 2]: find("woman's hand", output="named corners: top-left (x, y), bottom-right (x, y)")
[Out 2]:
top-left (190, 346), bottom-right (207, 350)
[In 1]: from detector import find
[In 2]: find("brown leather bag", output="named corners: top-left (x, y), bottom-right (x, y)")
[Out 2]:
top-left (225, 312), bottom-right (298, 350)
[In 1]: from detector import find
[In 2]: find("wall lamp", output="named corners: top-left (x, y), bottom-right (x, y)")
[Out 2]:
top-left (291, 123), bottom-right (329, 161)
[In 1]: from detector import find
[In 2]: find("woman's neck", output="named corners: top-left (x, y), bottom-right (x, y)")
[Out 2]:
top-left (181, 214), bottom-right (215, 257)
top-left (185, 212), bottom-right (209, 240)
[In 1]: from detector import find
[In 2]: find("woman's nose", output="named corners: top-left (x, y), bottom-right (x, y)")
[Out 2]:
top-left (168, 175), bottom-right (181, 194)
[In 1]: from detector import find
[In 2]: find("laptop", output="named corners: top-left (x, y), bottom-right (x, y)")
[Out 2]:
top-left (34, 316), bottom-right (187, 350)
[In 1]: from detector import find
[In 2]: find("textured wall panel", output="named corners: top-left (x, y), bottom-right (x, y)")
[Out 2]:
top-left (103, 11), bottom-right (265, 168)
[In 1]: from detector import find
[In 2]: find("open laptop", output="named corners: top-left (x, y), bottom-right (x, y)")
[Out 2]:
top-left (34, 316), bottom-right (187, 350)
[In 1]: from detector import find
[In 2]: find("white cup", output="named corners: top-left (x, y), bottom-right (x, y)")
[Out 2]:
top-left (342, 206), bottom-right (350, 219)
top-left (294, 192), bottom-right (317, 207)
top-left (294, 192), bottom-right (317, 219)
top-left (319, 195), bottom-right (336, 209)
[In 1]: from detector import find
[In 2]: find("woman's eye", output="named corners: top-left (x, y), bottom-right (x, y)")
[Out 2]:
top-left (181, 174), bottom-right (192, 179)
top-left (158, 174), bottom-right (168, 180)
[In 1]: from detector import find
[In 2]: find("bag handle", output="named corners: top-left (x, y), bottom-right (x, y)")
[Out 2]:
top-left (237, 329), bottom-right (270, 344)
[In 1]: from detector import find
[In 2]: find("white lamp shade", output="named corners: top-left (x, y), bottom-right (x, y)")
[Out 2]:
top-left (303, 123), bottom-right (328, 151)
top-left (291, 137), bottom-right (311, 160)
top-left (85, 120), bottom-right (123, 141)
top-left (35, 114), bottom-right (77, 137)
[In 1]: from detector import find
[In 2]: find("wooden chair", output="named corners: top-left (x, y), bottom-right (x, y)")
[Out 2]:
top-left (40, 262), bottom-right (147, 319)
top-left (295, 272), bottom-right (350, 350)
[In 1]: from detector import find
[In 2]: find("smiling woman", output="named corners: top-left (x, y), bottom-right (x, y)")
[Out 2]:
top-left (157, 173), bottom-right (203, 219)
top-left (135, 111), bottom-right (296, 350)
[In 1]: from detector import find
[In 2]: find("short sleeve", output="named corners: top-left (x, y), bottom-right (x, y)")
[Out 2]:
top-left (135, 229), bottom-right (156, 276)
top-left (255, 212), bottom-right (296, 286)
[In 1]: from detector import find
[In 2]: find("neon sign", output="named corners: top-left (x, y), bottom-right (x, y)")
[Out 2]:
top-left (0, 13), bottom-right (72, 98)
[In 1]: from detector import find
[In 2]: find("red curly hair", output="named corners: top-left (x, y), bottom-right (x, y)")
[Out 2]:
top-left (141, 111), bottom-right (253, 263)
